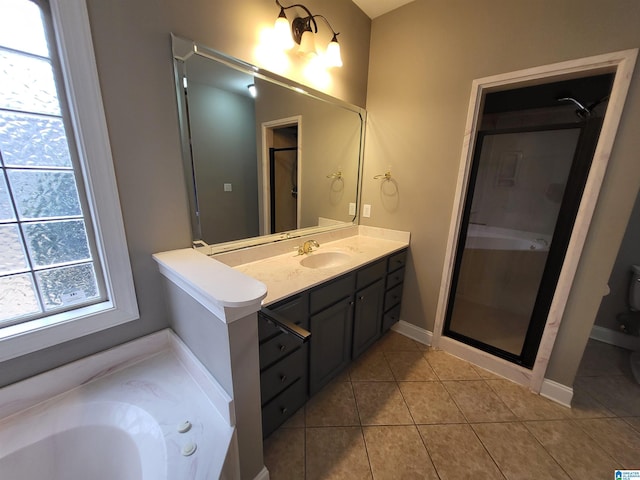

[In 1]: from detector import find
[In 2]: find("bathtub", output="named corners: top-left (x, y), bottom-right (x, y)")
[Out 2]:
top-left (464, 224), bottom-right (551, 251)
top-left (0, 330), bottom-right (239, 480)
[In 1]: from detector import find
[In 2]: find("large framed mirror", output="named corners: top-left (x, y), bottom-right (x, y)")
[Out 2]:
top-left (171, 35), bottom-right (365, 254)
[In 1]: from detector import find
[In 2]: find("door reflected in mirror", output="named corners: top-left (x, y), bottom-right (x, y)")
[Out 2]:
top-left (171, 35), bottom-right (365, 253)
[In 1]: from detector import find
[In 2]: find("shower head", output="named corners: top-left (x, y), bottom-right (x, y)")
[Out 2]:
top-left (557, 97), bottom-right (591, 119)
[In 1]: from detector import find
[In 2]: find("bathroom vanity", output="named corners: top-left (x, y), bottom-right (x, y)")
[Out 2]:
top-left (258, 248), bottom-right (407, 436)
top-left (213, 227), bottom-right (409, 437)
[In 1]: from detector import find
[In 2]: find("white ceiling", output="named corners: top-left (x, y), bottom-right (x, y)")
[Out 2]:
top-left (352, 0), bottom-right (415, 19)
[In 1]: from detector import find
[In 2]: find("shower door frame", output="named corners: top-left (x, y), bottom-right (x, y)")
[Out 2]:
top-left (432, 48), bottom-right (637, 397)
top-left (444, 122), bottom-right (599, 369)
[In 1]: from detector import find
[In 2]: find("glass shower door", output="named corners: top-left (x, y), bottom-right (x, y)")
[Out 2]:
top-left (444, 126), bottom-right (586, 365)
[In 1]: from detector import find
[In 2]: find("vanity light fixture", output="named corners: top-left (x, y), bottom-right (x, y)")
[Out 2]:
top-left (273, 0), bottom-right (343, 67)
top-left (247, 84), bottom-right (257, 98)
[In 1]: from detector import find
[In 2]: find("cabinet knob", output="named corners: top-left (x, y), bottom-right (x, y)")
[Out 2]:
top-left (280, 407), bottom-right (288, 415)
top-left (358, 295), bottom-right (365, 301)
top-left (349, 301), bottom-right (355, 306)
top-left (279, 374), bottom-right (287, 383)
top-left (278, 344), bottom-right (286, 352)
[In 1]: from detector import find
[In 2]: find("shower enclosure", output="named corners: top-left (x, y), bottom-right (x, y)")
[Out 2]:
top-left (444, 74), bottom-right (613, 368)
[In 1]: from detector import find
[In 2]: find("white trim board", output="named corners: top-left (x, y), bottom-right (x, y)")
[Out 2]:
top-left (590, 325), bottom-right (640, 351)
top-left (540, 378), bottom-right (574, 408)
top-left (391, 320), bottom-right (432, 346)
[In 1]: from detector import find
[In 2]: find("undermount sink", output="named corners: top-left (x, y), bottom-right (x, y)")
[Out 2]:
top-left (299, 251), bottom-right (350, 269)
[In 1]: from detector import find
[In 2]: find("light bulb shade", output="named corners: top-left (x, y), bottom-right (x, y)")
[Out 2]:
top-left (274, 12), bottom-right (294, 50)
top-left (325, 36), bottom-right (342, 67)
top-left (298, 29), bottom-right (317, 57)
top-left (248, 84), bottom-right (257, 98)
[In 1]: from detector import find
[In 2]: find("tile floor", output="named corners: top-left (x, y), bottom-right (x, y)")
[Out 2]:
top-left (263, 332), bottom-right (640, 479)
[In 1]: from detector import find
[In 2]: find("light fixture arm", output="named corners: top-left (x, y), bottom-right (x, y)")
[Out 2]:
top-left (311, 14), bottom-right (339, 39)
top-left (275, 0), bottom-right (318, 40)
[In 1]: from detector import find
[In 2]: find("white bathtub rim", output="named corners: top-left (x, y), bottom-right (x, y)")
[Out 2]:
top-left (0, 329), bottom-right (234, 426)
top-left (466, 223), bottom-right (552, 251)
top-left (0, 329), bottom-right (237, 480)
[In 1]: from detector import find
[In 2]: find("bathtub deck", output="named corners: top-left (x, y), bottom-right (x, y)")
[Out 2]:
top-left (0, 330), bottom-right (238, 480)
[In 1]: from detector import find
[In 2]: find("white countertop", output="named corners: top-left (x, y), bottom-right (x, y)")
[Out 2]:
top-left (217, 226), bottom-right (410, 306)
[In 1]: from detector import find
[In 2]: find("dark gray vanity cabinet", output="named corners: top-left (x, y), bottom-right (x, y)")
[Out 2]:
top-left (258, 247), bottom-right (408, 437)
top-left (351, 259), bottom-right (387, 359)
top-left (258, 294), bottom-right (309, 438)
top-left (382, 250), bottom-right (407, 332)
top-left (309, 274), bottom-right (355, 395)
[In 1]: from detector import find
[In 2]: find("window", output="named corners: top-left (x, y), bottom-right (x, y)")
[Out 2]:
top-left (0, 0), bottom-right (138, 361)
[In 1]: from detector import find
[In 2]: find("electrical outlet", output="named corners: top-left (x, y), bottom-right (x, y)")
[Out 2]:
top-left (223, 183), bottom-right (232, 192)
top-left (363, 204), bottom-right (371, 218)
top-left (349, 202), bottom-right (356, 215)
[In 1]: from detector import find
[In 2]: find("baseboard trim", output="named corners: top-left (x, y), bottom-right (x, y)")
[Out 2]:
top-left (254, 466), bottom-right (270, 480)
top-left (590, 325), bottom-right (640, 351)
top-left (391, 320), bottom-right (433, 346)
top-left (540, 378), bottom-right (573, 408)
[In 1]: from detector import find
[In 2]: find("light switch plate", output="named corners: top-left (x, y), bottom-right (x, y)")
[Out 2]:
top-left (223, 183), bottom-right (232, 192)
top-left (363, 204), bottom-right (371, 218)
top-left (349, 202), bottom-right (356, 215)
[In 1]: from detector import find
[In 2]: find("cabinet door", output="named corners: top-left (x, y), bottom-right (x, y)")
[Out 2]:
top-left (309, 297), bottom-right (354, 395)
top-left (352, 279), bottom-right (385, 359)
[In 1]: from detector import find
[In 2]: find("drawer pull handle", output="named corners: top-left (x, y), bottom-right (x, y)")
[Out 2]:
top-left (281, 407), bottom-right (288, 415)
top-left (278, 344), bottom-right (286, 352)
top-left (280, 375), bottom-right (287, 383)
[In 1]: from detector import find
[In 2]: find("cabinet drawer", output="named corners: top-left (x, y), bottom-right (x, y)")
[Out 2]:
top-left (356, 259), bottom-right (386, 289)
top-left (260, 344), bottom-right (307, 405)
top-left (259, 294), bottom-right (309, 342)
top-left (382, 304), bottom-right (401, 332)
top-left (386, 266), bottom-right (405, 290)
top-left (310, 274), bottom-right (355, 313)
top-left (384, 283), bottom-right (404, 310)
top-left (388, 250), bottom-right (407, 273)
top-left (262, 377), bottom-right (307, 438)
top-left (260, 330), bottom-right (305, 370)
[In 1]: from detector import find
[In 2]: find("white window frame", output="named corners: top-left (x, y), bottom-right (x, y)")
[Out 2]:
top-left (0, 0), bottom-right (139, 362)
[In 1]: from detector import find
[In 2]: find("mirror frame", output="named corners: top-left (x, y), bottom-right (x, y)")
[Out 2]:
top-left (171, 34), bottom-right (366, 255)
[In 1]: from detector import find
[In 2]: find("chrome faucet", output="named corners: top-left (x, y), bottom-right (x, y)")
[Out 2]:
top-left (298, 239), bottom-right (319, 255)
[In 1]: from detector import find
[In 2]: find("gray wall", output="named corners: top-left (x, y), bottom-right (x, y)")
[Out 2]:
top-left (0, 0), bottom-right (371, 388)
top-left (189, 81), bottom-right (259, 244)
top-left (254, 80), bottom-right (362, 230)
top-left (362, 0), bottom-right (640, 387)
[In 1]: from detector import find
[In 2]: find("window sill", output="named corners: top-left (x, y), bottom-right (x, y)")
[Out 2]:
top-left (0, 300), bottom-right (139, 362)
